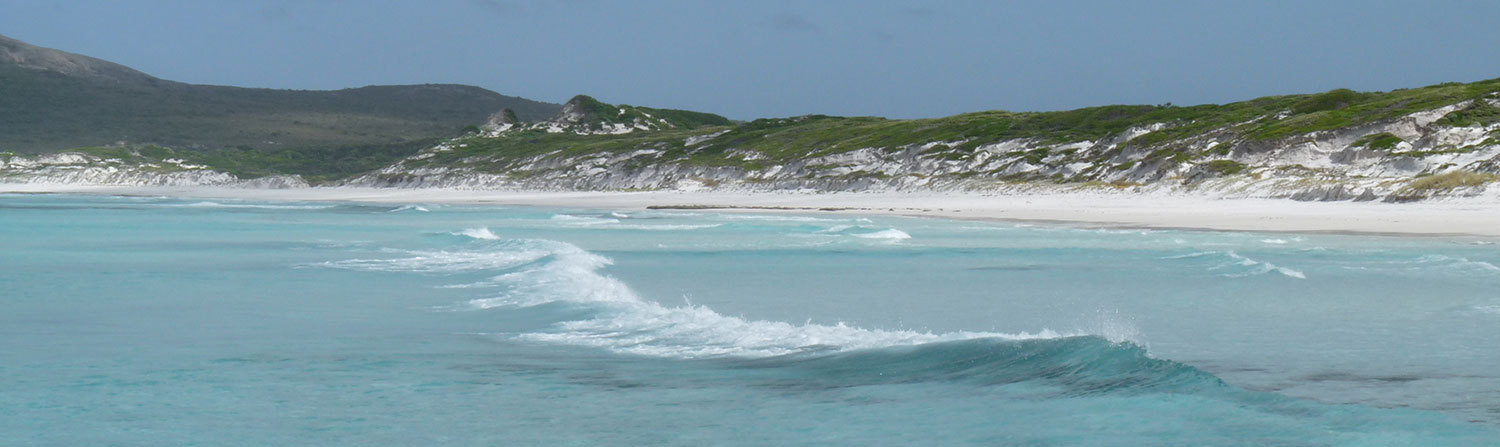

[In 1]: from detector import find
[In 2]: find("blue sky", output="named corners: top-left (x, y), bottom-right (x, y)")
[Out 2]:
top-left (3, 0), bottom-right (1499, 119)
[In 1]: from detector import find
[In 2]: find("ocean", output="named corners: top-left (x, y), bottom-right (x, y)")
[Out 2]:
top-left (2, 193), bottom-right (1498, 446)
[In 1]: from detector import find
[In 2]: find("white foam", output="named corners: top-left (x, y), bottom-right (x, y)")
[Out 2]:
top-left (311, 245), bottom-right (552, 274)
top-left (545, 214), bottom-right (720, 231)
top-left (1475, 305), bottom-right (1500, 315)
top-left (612, 223), bottom-right (723, 231)
top-left (453, 238), bottom-right (1066, 358)
top-left (1160, 251), bottom-right (1217, 260)
top-left (1169, 250), bottom-right (1305, 279)
top-left (1223, 251), bottom-right (1306, 279)
top-left (1415, 254), bottom-right (1500, 274)
top-left (550, 214), bottom-right (620, 226)
top-left (817, 224), bottom-right (855, 233)
top-left (391, 205), bottom-right (431, 213)
top-left (852, 229), bottom-right (912, 240)
top-left (456, 227), bottom-right (501, 240)
top-left (1261, 239), bottom-right (1290, 245)
top-left (172, 201), bottom-right (332, 210)
top-left (716, 214), bottom-right (851, 223)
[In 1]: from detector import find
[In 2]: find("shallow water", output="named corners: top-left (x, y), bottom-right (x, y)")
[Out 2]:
top-left (2, 193), bottom-right (1498, 445)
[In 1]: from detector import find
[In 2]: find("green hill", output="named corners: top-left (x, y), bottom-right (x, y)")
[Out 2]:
top-left (0, 34), bottom-right (560, 176)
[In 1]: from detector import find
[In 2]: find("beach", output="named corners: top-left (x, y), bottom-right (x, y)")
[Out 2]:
top-left (4, 183), bottom-right (1498, 238)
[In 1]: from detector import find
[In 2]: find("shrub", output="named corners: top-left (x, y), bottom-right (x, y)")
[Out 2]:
top-left (1351, 132), bottom-right (1403, 150)
top-left (1292, 89), bottom-right (1366, 114)
top-left (1201, 160), bottom-right (1247, 176)
top-left (1434, 99), bottom-right (1500, 127)
top-left (1403, 170), bottom-right (1500, 192)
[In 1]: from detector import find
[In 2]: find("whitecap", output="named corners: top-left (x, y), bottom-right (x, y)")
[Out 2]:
top-left (456, 227), bottom-right (501, 240)
top-left (1173, 250), bottom-right (1305, 279)
top-left (716, 214), bottom-right (847, 223)
top-left (550, 214), bottom-right (621, 226)
top-left (1160, 251), bottom-right (1219, 260)
top-left (309, 244), bottom-right (552, 274)
top-left (1222, 251), bottom-right (1306, 279)
top-left (852, 229), bottom-right (912, 240)
top-left (816, 225), bottom-right (855, 234)
top-left (172, 201), bottom-right (332, 210)
top-left (390, 205), bottom-right (430, 213)
top-left (453, 238), bottom-right (1070, 358)
top-left (611, 223), bottom-right (723, 231)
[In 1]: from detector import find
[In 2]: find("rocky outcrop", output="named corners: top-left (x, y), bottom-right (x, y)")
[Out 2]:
top-left (484, 95), bottom-right (732, 136)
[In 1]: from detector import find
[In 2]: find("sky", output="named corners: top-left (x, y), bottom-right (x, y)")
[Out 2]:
top-left (3, 0), bottom-right (1500, 120)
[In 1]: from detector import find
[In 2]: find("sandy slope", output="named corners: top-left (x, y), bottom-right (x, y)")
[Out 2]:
top-left (4, 184), bottom-right (1498, 238)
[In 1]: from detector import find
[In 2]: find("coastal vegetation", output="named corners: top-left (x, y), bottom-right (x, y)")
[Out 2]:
top-left (5, 33), bottom-right (1500, 200)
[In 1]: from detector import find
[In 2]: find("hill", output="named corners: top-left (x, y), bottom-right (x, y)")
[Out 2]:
top-left (4, 34), bottom-right (1500, 201)
top-left (350, 79), bottom-right (1500, 201)
top-left (0, 34), bottom-right (559, 178)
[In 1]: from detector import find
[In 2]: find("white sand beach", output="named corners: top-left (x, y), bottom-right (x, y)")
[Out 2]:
top-left (4, 183), bottom-right (1498, 238)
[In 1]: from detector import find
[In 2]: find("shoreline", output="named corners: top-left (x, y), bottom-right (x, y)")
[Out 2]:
top-left (4, 183), bottom-right (1499, 238)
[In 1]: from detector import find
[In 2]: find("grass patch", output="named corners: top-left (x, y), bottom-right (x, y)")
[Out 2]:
top-left (1390, 170), bottom-right (1500, 200)
top-left (179, 139), bottom-right (438, 182)
top-left (1434, 99), bottom-right (1500, 127)
top-left (1403, 170), bottom-right (1500, 191)
top-left (1351, 132), bottom-right (1404, 150)
top-left (1200, 160), bottom-right (1247, 176)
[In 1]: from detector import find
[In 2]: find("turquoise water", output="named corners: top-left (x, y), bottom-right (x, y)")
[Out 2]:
top-left (2, 193), bottom-right (1499, 446)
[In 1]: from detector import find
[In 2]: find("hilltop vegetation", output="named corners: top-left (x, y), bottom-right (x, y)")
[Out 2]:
top-left (390, 78), bottom-right (1500, 174)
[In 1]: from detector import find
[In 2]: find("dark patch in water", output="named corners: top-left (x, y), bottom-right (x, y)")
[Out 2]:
top-left (967, 264), bottom-right (1048, 272)
top-left (1300, 371), bottom-right (1426, 383)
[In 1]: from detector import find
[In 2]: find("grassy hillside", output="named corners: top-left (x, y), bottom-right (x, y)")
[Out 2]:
top-left (402, 78), bottom-right (1500, 177)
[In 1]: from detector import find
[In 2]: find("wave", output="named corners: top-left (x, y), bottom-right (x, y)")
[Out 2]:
top-left (1345, 254), bottom-right (1500, 276)
top-left (613, 223), bottom-right (723, 231)
top-left (390, 204), bottom-right (431, 213)
top-left (815, 224), bottom-right (855, 234)
top-left (1415, 254), bottom-right (1500, 274)
top-left (851, 229), bottom-right (912, 240)
top-left (747, 336), bottom-right (1221, 395)
top-left (716, 214), bottom-right (872, 223)
top-left (328, 235), bottom-right (1104, 359)
top-left (1223, 251), bottom-right (1306, 279)
top-left (1160, 251), bottom-right (1218, 260)
top-left (309, 243), bottom-right (554, 274)
top-left (1164, 250), bottom-right (1305, 279)
top-left (456, 227), bottom-right (501, 240)
top-left (170, 201), bottom-right (334, 210)
top-left (466, 240), bottom-right (1055, 357)
top-left (551, 214), bottom-right (620, 226)
top-left (547, 214), bottom-right (721, 231)
top-left (809, 225), bottom-right (912, 242)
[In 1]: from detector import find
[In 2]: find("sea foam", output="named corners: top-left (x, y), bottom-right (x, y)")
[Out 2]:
top-left (430, 237), bottom-right (1069, 358)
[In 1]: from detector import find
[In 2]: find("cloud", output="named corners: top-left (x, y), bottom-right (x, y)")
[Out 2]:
top-left (769, 12), bottom-right (820, 33)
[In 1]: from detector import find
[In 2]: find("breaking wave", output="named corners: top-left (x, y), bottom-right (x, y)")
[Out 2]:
top-left (318, 233), bottom-right (1133, 359)
top-left (1163, 250), bottom-right (1306, 279)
